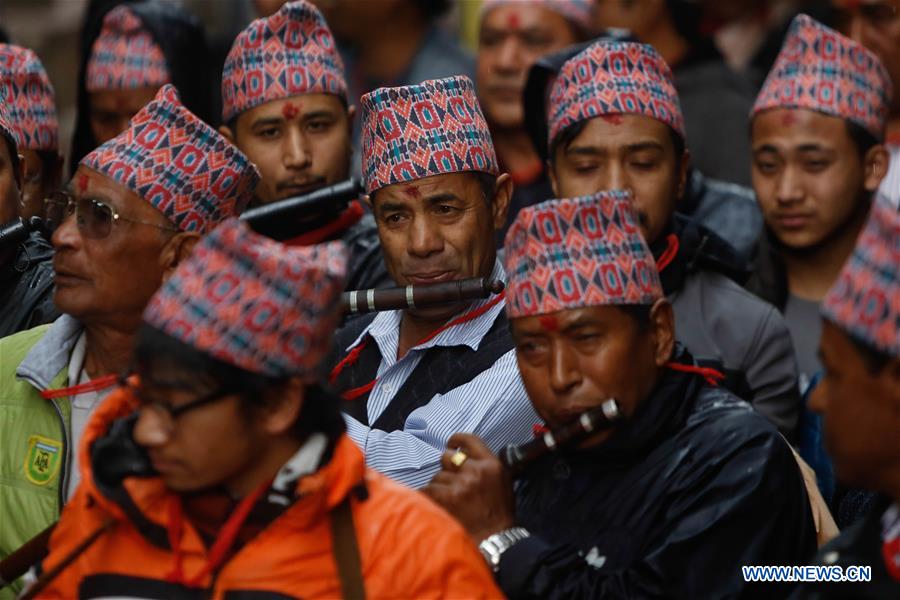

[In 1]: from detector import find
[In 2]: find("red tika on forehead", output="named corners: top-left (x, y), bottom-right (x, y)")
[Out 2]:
top-left (539, 315), bottom-right (559, 331)
top-left (779, 111), bottom-right (799, 127)
top-left (403, 185), bottom-right (422, 199)
top-left (281, 101), bottom-right (300, 120)
top-left (599, 114), bottom-right (624, 126)
top-left (506, 12), bottom-right (521, 29)
top-left (77, 173), bottom-right (89, 194)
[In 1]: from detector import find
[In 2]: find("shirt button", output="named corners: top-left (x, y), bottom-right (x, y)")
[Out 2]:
top-left (382, 383), bottom-right (393, 395)
top-left (823, 551), bottom-right (839, 564)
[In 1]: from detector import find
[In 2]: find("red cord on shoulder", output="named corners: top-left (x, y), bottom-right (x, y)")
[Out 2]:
top-left (665, 362), bottom-right (725, 386)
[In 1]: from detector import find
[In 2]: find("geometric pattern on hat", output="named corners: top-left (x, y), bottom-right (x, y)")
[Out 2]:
top-left (85, 5), bottom-right (170, 93)
top-left (481, 0), bottom-right (595, 33)
top-left (503, 189), bottom-right (663, 318)
top-left (360, 75), bottom-right (499, 194)
top-left (143, 219), bottom-right (349, 378)
top-left (822, 196), bottom-right (899, 357)
top-left (221, 0), bottom-right (347, 123)
top-left (0, 96), bottom-right (16, 155)
top-left (547, 40), bottom-right (685, 148)
top-left (80, 85), bottom-right (260, 235)
top-left (752, 14), bottom-right (891, 140)
top-left (0, 44), bottom-right (59, 151)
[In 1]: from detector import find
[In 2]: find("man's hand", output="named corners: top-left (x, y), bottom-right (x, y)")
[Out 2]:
top-left (424, 433), bottom-right (516, 544)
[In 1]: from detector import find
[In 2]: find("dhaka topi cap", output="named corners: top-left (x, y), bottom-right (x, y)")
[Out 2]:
top-left (752, 14), bottom-right (891, 140)
top-left (80, 85), bottom-right (260, 235)
top-left (822, 196), bottom-right (899, 357)
top-left (0, 44), bottom-right (58, 151)
top-left (547, 39), bottom-right (684, 149)
top-left (360, 75), bottom-right (499, 195)
top-left (143, 218), bottom-right (348, 377)
top-left (504, 189), bottom-right (663, 318)
top-left (86, 4), bottom-right (171, 93)
top-left (222, 0), bottom-right (346, 123)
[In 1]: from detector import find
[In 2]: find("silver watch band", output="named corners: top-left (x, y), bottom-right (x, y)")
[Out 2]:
top-left (478, 527), bottom-right (531, 572)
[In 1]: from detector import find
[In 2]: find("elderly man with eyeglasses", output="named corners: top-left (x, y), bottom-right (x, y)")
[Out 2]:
top-left (0, 84), bottom-right (258, 599)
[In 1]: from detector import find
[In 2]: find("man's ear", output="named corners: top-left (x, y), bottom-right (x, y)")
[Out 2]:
top-left (491, 173), bottom-right (513, 230)
top-left (649, 297), bottom-right (675, 367)
top-left (863, 144), bottom-right (889, 192)
top-left (219, 124), bottom-right (236, 145)
top-left (261, 376), bottom-right (305, 436)
top-left (159, 232), bottom-right (200, 281)
top-left (675, 149), bottom-right (691, 201)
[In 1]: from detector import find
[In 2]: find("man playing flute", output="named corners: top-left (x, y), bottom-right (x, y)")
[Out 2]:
top-left (326, 74), bottom-right (539, 488)
top-left (426, 189), bottom-right (817, 599)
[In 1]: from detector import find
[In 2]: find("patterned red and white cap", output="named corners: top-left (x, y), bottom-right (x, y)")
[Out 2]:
top-left (144, 219), bottom-right (348, 377)
top-left (0, 44), bottom-right (58, 152)
top-left (481, 0), bottom-right (595, 33)
top-left (504, 189), bottom-right (663, 318)
top-left (360, 75), bottom-right (499, 195)
top-left (222, 0), bottom-right (346, 123)
top-left (822, 196), bottom-right (899, 357)
top-left (547, 39), bottom-right (684, 149)
top-left (80, 85), bottom-right (259, 234)
top-left (86, 5), bottom-right (170, 93)
top-left (0, 97), bottom-right (16, 155)
top-left (752, 14), bottom-right (892, 140)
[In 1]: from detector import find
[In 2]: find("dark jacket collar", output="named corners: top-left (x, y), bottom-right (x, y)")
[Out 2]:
top-left (651, 213), bottom-right (751, 296)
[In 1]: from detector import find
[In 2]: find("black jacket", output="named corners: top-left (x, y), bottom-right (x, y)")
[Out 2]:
top-left (70, 0), bottom-right (213, 173)
top-left (0, 232), bottom-right (59, 338)
top-left (790, 496), bottom-right (900, 599)
top-left (497, 348), bottom-right (817, 599)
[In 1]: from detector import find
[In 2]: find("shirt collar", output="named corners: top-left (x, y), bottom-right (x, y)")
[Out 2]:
top-left (17, 314), bottom-right (85, 391)
top-left (344, 259), bottom-right (507, 360)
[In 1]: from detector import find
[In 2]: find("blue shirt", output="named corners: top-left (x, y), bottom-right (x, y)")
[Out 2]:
top-left (342, 262), bottom-right (539, 488)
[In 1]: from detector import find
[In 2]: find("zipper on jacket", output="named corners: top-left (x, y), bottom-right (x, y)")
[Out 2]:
top-left (49, 398), bottom-right (70, 513)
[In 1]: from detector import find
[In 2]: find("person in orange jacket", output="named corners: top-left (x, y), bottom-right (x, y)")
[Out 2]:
top-left (31, 219), bottom-right (501, 599)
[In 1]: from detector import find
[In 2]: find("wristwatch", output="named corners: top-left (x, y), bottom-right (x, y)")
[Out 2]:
top-left (478, 527), bottom-right (531, 572)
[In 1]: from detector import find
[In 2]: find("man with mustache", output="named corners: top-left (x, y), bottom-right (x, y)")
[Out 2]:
top-left (475, 0), bottom-right (593, 243)
top-left (425, 190), bottom-right (816, 599)
top-left (219, 0), bottom-right (390, 291)
top-left (544, 39), bottom-right (802, 440)
top-left (0, 85), bottom-right (258, 598)
top-left (326, 74), bottom-right (538, 489)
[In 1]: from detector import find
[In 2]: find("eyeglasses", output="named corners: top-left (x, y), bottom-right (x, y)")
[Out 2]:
top-left (120, 377), bottom-right (234, 436)
top-left (44, 191), bottom-right (179, 239)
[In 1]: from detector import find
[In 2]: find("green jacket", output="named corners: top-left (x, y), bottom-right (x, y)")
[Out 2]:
top-left (0, 317), bottom-right (81, 598)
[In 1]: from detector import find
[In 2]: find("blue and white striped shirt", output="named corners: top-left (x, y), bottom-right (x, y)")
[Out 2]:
top-left (342, 261), bottom-right (539, 489)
